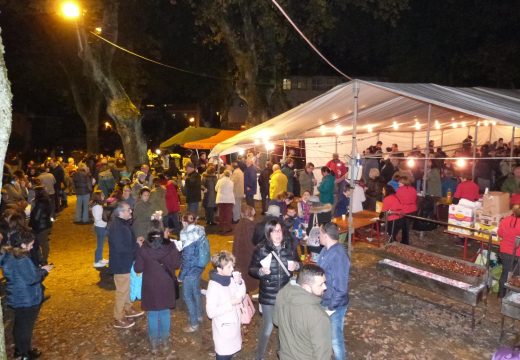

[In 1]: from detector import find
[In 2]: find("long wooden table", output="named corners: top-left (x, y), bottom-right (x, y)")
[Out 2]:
top-left (444, 230), bottom-right (501, 261)
top-left (333, 210), bottom-right (382, 246)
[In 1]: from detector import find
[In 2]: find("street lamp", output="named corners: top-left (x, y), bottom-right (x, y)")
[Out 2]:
top-left (60, 1), bottom-right (83, 52)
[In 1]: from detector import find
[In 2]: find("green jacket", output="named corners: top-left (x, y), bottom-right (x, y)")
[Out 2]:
top-left (501, 175), bottom-right (520, 194)
top-left (318, 174), bottom-right (335, 205)
top-left (273, 283), bottom-right (332, 360)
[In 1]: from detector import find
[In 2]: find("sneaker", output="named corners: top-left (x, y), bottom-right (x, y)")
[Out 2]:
top-left (113, 318), bottom-right (135, 329)
top-left (101, 259), bottom-right (109, 264)
top-left (93, 261), bottom-right (107, 268)
top-left (125, 308), bottom-right (145, 318)
top-left (182, 324), bottom-right (199, 333)
top-left (14, 347), bottom-right (41, 358)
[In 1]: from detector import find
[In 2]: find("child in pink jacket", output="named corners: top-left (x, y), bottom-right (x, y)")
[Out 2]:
top-left (205, 251), bottom-right (246, 359)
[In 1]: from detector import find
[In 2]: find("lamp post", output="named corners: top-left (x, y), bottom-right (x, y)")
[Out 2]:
top-left (60, 1), bottom-right (83, 52)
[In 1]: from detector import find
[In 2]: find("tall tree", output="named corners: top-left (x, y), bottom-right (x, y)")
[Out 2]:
top-left (0, 25), bottom-right (13, 360)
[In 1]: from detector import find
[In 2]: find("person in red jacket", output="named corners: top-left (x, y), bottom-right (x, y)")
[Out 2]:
top-left (382, 185), bottom-right (404, 243)
top-left (395, 176), bottom-right (417, 245)
top-left (453, 173), bottom-right (480, 203)
top-left (497, 205), bottom-right (520, 297)
top-left (165, 180), bottom-right (181, 235)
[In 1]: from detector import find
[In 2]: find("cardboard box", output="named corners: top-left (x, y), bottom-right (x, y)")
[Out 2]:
top-left (482, 191), bottom-right (510, 215)
top-left (473, 210), bottom-right (511, 241)
top-left (448, 204), bottom-right (474, 235)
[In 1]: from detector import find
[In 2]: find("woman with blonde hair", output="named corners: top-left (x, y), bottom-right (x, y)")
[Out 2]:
top-left (206, 251), bottom-right (246, 360)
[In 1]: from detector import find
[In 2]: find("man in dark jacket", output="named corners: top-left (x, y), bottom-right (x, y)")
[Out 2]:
top-left (317, 222), bottom-right (350, 360)
top-left (258, 161), bottom-right (272, 215)
top-left (274, 264), bottom-right (332, 360)
top-left (244, 158), bottom-right (257, 207)
top-left (281, 158), bottom-right (296, 194)
top-left (72, 166), bottom-right (92, 224)
top-left (108, 201), bottom-right (144, 329)
top-left (183, 162), bottom-right (201, 216)
top-left (49, 158), bottom-right (66, 211)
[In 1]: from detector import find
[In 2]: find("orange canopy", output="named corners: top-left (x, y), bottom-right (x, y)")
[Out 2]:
top-left (183, 130), bottom-right (242, 149)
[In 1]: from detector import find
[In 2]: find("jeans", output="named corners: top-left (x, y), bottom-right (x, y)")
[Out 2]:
top-left (216, 354), bottom-right (233, 360)
top-left (187, 202), bottom-right (199, 216)
top-left (167, 212), bottom-right (181, 234)
top-left (94, 226), bottom-right (107, 263)
top-left (232, 199), bottom-right (242, 222)
top-left (205, 206), bottom-right (215, 224)
top-left (330, 305), bottom-right (348, 360)
top-left (36, 228), bottom-right (51, 265)
top-left (256, 304), bottom-right (276, 360)
top-left (13, 305), bottom-right (40, 356)
top-left (182, 275), bottom-right (202, 326)
top-left (75, 193), bottom-right (90, 222)
top-left (147, 309), bottom-right (171, 342)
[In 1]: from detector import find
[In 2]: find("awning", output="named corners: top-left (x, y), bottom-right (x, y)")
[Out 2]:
top-left (209, 80), bottom-right (520, 157)
top-left (160, 127), bottom-right (221, 149)
top-left (183, 130), bottom-right (242, 150)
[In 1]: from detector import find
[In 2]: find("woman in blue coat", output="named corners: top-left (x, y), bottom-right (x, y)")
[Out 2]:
top-left (0, 229), bottom-right (53, 359)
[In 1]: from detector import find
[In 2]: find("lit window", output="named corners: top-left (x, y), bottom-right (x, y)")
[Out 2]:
top-left (282, 79), bottom-right (292, 90)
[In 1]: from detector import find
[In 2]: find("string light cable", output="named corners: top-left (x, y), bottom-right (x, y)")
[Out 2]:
top-left (270, 0), bottom-right (352, 81)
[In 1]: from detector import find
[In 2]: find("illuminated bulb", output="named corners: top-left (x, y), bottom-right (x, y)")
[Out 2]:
top-left (477, 121), bottom-right (481, 127)
top-left (452, 122), bottom-right (458, 128)
top-left (456, 158), bottom-right (466, 168)
top-left (407, 159), bottom-right (415, 168)
top-left (238, 149), bottom-right (245, 156)
top-left (61, 1), bottom-right (81, 19)
top-left (367, 126), bottom-right (373, 133)
top-left (491, 120), bottom-right (497, 126)
top-left (483, 120), bottom-right (489, 126)
top-left (331, 113), bottom-right (338, 120)
top-left (265, 142), bottom-right (275, 151)
top-left (414, 122), bottom-right (421, 130)
top-left (155, 149), bottom-right (161, 155)
top-left (254, 139), bottom-right (260, 145)
top-left (335, 125), bottom-right (343, 136)
top-left (392, 121), bottom-right (399, 130)
top-left (451, 117), bottom-right (455, 121)
top-left (461, 121), bottom-right (467, 127)
top-left (320, 125), bottom-right (327, 135)
top-left (435, 121), bottom-right (441, 130)
top-left (95, 27), bottom-right (102, 34)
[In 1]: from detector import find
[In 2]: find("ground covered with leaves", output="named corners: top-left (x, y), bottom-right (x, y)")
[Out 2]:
top-left (2, 198), bottom-right (516, 359)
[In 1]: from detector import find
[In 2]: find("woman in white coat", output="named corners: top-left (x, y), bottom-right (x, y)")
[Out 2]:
top-left (215, 170), bottom-right (235, 234)
top-left (206, 251), bottom-right (246, 360)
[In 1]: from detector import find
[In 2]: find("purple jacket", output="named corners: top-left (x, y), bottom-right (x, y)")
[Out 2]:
top-left (134, 242), bottom-right (181, 311)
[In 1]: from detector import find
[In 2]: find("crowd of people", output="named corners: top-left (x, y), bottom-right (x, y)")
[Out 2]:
top-left (1, 134), bottom-right (519, 359)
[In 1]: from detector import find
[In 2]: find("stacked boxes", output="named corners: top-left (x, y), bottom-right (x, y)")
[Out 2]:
top-left (448, 204), bottom-right (475, 235)
top-left (474, 209), bottom-right (511, 241)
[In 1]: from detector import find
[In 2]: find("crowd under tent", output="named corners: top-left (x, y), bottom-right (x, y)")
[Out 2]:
top-left (209, 79), bottom-right (520, 254)
top-left (183, 130), bottom-right (242, 150)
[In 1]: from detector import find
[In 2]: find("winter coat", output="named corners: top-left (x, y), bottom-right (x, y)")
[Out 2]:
top-left (206, 272), bottom-right (246, 356)
top-left (258, 167), bottom-right (273, 197)
top-left (29, 197), bottom-right (53, 233)
top-left (184, 171), bottom-right (202, 203)
top-left (382, 194), bottom-right (403, 221)
top-left (317, 242), bottom-right (350, 310)
top-left (108, 216), bottom-right (137, 274)
top-left (0, 253), bottom-right (48, 308)
top-left (97, 167), bottom-right (115, 197)
top-left (498, 215), bottom-right (520, 256)
top-left (426, 168), bottom-right (442, 197)
top-left (134, 242), bottom-right (181, 311)
top-left (299, 170), bottom-right (315, 195)
top-left (72, 171), bottom-right (92, 196)
top-left (132, 200), bottom-right (154, 239)
top-left (270, 169), bottom-right (288, 199)
top-left (165, 181), bottom-right (180, 213)
top-left (318, 174), bottom-right (335, 205)
top-left (149, 186), bottom-right (168, 215)
top-left (202, 173), bottom-right (218, 208)
top-left (244, 165), bottom-right (257, 197)
top-left (396, 185), bottom-right (417, 214)
top-left (273, 283), bottom-right (332, 360)
top-left (249, 239), bottom-right (298, 305)
top-left (231, 168), bottom-right (245, 200)
top-left (281, 166), bottom-right (295, 194)
top-left (179, 224), bottom-right (206, 280)
top-left (501, 175), bottom-right (520, 194)
top-left (454, 180), bottom-right (480, 201)
top-left (232, 218), bottom-right (258, 292)
top-left (215, 177), bottom-right (235, 204)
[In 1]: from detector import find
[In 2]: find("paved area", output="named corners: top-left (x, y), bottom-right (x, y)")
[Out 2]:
top-left (1, 196), bottom-right (515, 359)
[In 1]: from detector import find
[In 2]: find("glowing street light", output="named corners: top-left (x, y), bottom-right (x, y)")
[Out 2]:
top-left (61, 1), bottom-right (81, 19)
top-left (189, 117), bottom-right (195, 124)
top-left (155, 149), bottom-right (161, 155)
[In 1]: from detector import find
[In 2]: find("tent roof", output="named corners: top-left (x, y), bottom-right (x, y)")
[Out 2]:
top-left (183, 130), bottom-right (242, 149)
top-left (160, 127), bottom-right (221, 149)
top-left (209, 80), bottom-right (520, 156)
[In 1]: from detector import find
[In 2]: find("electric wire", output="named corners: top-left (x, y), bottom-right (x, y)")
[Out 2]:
top-left (270, 0), bottom-right (352, 81)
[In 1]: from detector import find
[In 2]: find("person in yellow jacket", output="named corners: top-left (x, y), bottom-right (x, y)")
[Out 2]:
top-left (269, 164), bottom-right (288, 200)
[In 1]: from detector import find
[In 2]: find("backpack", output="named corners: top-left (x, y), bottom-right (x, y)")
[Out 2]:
top-left (196, 235), bottom-right (211, 268)
top-left (238, 294), bottom-right (256, 324)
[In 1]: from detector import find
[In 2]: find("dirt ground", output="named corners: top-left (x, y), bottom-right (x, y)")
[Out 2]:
top-left (2, 197), bottom-right (516, 359)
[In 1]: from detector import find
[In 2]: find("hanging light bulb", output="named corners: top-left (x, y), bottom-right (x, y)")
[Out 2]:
top-left (491, 120), bottom-right (497, 126)
top-left (461, 121), bottom-right (467, 127)
top-left (435, 120), bottom-right (441, 130)
top-left (392, 121), bottom-right (399, 130)
top-left (407, 159), bottom-right (415, 168)
top-left (414, 121), bottom-right (421, 130)
top-left (320, 125), bottom-right (327, 135)
top-left (452, 122), bottom-right (458, 128)
top-left (335, 125), bottom-right (344, 136)
top-left (367, 125), bottom-right (373, 133)
top-left (483, 120), bottom-right (489, 126)
top-left (254, 139), bottom-right (260, 145)
top-left (456, 158), bottom-right (467, 168)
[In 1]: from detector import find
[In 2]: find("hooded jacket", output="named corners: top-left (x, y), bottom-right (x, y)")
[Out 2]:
top-left (108, 216), bottom-right (137, 274)
top-left (270, 169), bottom-right (288, 199)
top-left (498, 215), bottom-right (520, 256)
top-left (179, 224), bottom-right (206, 280)
top-left (273, 283), bottom-right (332, 360)
top-left (134, 242), bottom-right (181, 311)
top-left (317, 243), bottom-right (350, 310)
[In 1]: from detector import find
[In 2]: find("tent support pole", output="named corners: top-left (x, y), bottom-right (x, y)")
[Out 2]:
top-left (441, 129), bottom-right (444, 147)
top-left (335, 136), bottom-right (338, 154)
top-left (411, 132), bottom-right (415, 149)
top-left (422, 105), bottom-right (432, 195)
top-left (489, 124), bottom-right (493, 143)
top-left (510, 127), bottom-right (516, 173)
top-left (283, 140), bottom-right (287, 163)
top-left (472, 125), bottom-right (479, 180)
top-left (347, 80), bottom-right (360, 258)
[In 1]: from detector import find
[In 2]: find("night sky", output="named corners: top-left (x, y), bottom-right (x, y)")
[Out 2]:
top-left (1, 0), bottom-right (519, 155)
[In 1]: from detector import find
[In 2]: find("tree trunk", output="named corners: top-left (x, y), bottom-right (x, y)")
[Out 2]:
top-left (85, 116), bottom-right (100, 154)
top-left (0, 26), bottom-right (13, 360)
